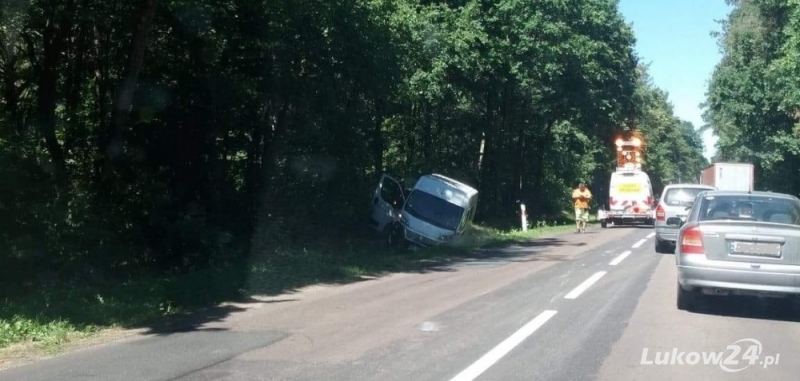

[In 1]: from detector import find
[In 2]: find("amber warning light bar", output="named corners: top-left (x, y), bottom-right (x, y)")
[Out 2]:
top-left (615, 137), bottom-right (643, 168)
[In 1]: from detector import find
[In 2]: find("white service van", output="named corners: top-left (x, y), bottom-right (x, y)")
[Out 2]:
top-left (369, 173), bottom-right (479, 247)
top-left (599, 168), bottom-right (655, 227)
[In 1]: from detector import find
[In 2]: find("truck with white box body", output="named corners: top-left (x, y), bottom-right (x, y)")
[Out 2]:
top-left (700, 162), bottom-right (754, 192)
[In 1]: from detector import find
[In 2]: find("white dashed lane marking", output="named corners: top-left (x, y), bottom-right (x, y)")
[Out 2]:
top-left (448, 310), bottom-right (558, 381)
top-left (564, 271), bottom-right (607, 300)
top-left (609, 251), bottom-right (632, 266)
top-left (631, 239), bottom-right (647, 249)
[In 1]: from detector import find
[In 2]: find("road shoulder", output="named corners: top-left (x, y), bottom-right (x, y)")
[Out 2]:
top-left (1, 225), bottom-right (629, 374)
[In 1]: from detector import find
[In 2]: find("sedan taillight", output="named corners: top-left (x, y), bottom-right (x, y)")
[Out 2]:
top-left (680, 224), bottom-right (705, 255)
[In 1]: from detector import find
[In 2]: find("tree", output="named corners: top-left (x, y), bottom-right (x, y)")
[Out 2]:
top-left (0, 0), bottom-right (704, 291)
top-left (705, 0), bottom-right (800, 193)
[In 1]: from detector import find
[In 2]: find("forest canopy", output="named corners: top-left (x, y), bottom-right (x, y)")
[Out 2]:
top-left (705, 0), bottom-right (800, 193)
top-left (0, 0), bottom-right (706, 288)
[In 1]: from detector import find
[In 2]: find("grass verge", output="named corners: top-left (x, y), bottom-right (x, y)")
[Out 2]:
top-left (1, 216), bottom-right (592, 359)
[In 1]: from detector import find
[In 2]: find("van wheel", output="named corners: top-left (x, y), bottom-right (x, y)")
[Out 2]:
top-left (600, 220), bottom-right (608, 228)
top-left (387, 223), bottom-right (402, 246)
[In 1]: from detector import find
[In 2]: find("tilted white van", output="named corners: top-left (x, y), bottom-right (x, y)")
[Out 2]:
top-left (369, 173), bottom-right (478, 248)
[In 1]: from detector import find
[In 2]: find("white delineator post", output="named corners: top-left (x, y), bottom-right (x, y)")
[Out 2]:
top-left (520, 203), bottom-right (527, 231)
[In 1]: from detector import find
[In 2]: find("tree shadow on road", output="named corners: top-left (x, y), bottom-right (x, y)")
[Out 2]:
top-left (139, 298), bottom-right (299, 335)
top-left (503, 237), bottom-right (589, 247)
top-left (131, 228), bottom-right (583, 335)
top-left (0, 226), bottom-right (586, 348)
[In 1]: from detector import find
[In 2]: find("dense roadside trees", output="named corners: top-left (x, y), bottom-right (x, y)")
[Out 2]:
top-left (636, 66), bottom-right (708, 193)
top-left (705, 0), bottom-right (800, 194)
top-left (0, 0), bottom-right (704, 292)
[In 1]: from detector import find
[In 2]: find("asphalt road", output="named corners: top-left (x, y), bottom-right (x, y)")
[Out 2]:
top-left (3, 225), bottom-right (800, 381)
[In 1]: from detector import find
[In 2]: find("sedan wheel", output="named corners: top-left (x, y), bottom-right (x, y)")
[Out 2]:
top-left (677, 283), bottom-right (697, 311)
top-left (655, 237), bottom-right (670, 253)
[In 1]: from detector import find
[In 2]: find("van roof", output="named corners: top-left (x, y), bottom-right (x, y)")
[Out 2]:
top-left (415, 174), bottom-right (478, 202)
top-left (427, 174), bottom-right (478, 196)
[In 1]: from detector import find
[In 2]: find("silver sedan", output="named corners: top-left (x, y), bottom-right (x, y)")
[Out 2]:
top-left (673, 190), bottom-right (800, 310)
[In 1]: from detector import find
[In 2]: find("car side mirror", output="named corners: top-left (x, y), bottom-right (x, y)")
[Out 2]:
top-left (666, 217), bottom-right (683, 227)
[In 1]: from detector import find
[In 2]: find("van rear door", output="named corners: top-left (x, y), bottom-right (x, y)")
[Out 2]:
top-left (609, 172), bottom-right (653, 213)
top-left (369, 174), bottom-right (405, 232)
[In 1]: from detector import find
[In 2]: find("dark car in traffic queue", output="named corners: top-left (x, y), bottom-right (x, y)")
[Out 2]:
top-left (672, 190), bottom-right (800, 311)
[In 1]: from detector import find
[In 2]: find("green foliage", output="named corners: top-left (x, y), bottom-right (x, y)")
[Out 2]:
top-left (0, 0), bottom-right (704, 349)
top-left (635, 69), bottom-right (709, 195)
top-left (705, 0), bottom-right (800, 193)
top-left (0, 316), bottom-right (85, 349)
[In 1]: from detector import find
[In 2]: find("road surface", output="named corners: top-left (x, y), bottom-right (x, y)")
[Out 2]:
top-left (3, 225), bottom-right (800, 380)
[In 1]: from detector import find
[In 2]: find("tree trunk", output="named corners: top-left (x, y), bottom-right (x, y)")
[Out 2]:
top-left (529, 118), bottom-right (552, 215)
top-left (249, 101), bottom-right (291, 259)
top-left (65, 26), bottom-right (89, 153)
top-left (1, 57), bottom-right (22, 136)
top-left (406, 103), bottom-right (417, 169)
top-left (512, 99), bottom-right (525, 204)
top-left (372, 100), bottom-right (384, 175)
top-left (422, 102), bottom-right (433, 172)
top-left (91, 25), bottom-right (112, 179)
top-left (479, 86), bottom-right (494, 217)
top-left (437, 102), bottom-right (444, 164)
top-left (107, 0), bottom-right (159, 163)
top-left (499, 83), bottom-right (511, 211)
top-left (37, 15), bottom-right (69, 194)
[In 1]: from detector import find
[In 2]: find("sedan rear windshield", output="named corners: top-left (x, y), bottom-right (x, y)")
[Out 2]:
top-left (698, 195), bottom-right (800, 224)
top-left (663, 187), bottom-right (710, 207)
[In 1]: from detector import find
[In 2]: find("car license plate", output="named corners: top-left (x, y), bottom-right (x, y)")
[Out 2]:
top-left (730, 241), bottom-right (782, 258)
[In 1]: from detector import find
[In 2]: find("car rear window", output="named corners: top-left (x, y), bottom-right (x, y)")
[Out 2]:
top-left (663, 187), bottom-right (710, 207)
top-left (698, 195), bottom-right (800, 224)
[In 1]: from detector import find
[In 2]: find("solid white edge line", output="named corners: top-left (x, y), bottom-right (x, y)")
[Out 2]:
top-left (564, 271), bottom-right (607, 300)
top-left (609, 250), bottom-right (632, 266)
top-left (449, 310), bottom-right (558, 381)
top-left (646, 232), bottom-right (656, 238)
top-left (631, 239), bottom-right (647, 249)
